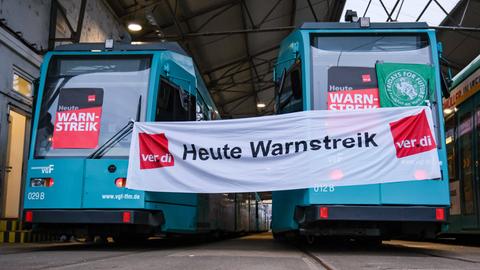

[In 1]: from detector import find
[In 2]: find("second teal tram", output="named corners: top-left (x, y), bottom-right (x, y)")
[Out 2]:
top-left (271, 21), bottom-right (450, 242)
top-left (22, 42), bottom-right (268, 240)
top-left (443, 54), bottom-right (480, 236)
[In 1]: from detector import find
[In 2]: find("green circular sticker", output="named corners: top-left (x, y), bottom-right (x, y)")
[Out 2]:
top-left (385, 69), bottom-right (427, 106)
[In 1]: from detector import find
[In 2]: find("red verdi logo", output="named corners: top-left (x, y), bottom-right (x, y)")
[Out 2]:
top-left (389, 110), bottom-right (436, 158)
top-left (361, 74), bottom-right (371, 83)
top-left (139, 133), bottom-right (174, 169)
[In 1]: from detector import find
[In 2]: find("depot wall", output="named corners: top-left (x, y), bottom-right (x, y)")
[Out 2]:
top-left (0, 0), bottom-right (126, 219)
top-left (0, 0), bottom-right (123, 51)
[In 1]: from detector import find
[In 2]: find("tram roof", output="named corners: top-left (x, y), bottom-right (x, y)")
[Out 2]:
top-left (450, 53), bottom-right (480, 90)
top-left (54, 42), bottom-right (188, 56)
top-left (299, 22), bottom-right (429, 30)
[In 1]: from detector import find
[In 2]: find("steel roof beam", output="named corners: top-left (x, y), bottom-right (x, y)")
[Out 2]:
top-left (433, 0), bottom-right (460, 26)
top-left (194, 2), bottom-right (239, 33)
top-left (221, 84), bottom-right (274, 106)
top-left (166, 0), bottom-right (186, 40)
top-left (210, 61), bottom-right (248, 87)
top-left (48, 0), bottom-right (87, 50)
top-left (203, 45), bottom-right (279, 75)
top-left (215, 69), bottom-right (272, 93)
top-left (119, 1), bottom-right (159, 19)
top-left (226, 94), bottom-right (253, 113)
top-left (240, 0), bottom-right (260, 115)
top-left (223, 72), bottom-right (271, 91)
top-left (137, 0), bottom-right (242, 38)
top-left (386, 0), bottom-right (401, 22)
top-left (416, 0), bottom-right (433, 22)
top-left (290, 0), bottom-right (297, 25)
top-left (213, 81), bottom-right (274, 87)
top-left (258, 0), bottom-right (283, 27)
top-left (307, 0), bottom-right (319, 22)
top-left (141, 26), bottom-right (295, 40)
top-left (394, 0), bottom-right (405, 21)
top-left (210, 58), bottom-right (276, 86)
top-left (363, 0), bottom-right (372, 17)
top-left (379, 0), bottom-right (394, 22)
top-left (328, 0), bottom-right (346, 21)
top-left (459, 0), bottom-right (470, 26)
top-left (242, 0), bottom-right (256, 28)
top-left (431, 25), bottom-right (480, 32)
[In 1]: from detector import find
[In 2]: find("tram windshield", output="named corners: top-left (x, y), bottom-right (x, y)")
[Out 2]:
top-left (311, 33), bottom-right (432, 110)
top-left (34, 55), bottom-right (151, 158)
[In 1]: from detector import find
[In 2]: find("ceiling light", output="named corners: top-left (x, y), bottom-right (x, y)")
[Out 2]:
top-left (443, 108), bottom-right (453, 115)
top-left (257, 103), bottom-right (266, 108)
top-left (128, 23), bottom-right (142, 32)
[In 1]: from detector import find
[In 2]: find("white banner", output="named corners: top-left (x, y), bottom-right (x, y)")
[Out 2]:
top-left (126, 107), bottom-right (441, 193)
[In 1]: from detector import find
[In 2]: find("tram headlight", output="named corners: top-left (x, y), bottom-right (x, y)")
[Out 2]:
top-left (30, 177), bottom-right (54, 187)
top-left (115, 177), bottom-right (127, 188)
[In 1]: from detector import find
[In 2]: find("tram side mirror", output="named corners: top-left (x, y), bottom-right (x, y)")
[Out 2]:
top-left (440, 72), bottom-right (451, 98)
top-left (290, 69), bottom-right (302, 100)
top-left (274, 69), bottom-right (286, 113)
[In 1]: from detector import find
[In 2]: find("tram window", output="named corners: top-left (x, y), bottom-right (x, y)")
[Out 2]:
top-left (445, 117), bottom-right (456, 182)
top-left (277, 64), bottom-right (303, 114)
top-left (311, 34), bottom-right (431, 110)
top-left (34, 55), bottom-right (151, 159)
top-left (458, 112), bottom-right (475, 215)
top-left (196, 94), bottom-right (209, 121)
top-left (156, 79), bottom-right (196, 121)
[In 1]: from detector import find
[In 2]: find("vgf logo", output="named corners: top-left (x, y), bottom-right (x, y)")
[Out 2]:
top-left (138, 133), bottom-right (174, 169)
top-left (389, 110), bottom-right (436, 158)
top-left (31, 164), bottom-right (54, 174)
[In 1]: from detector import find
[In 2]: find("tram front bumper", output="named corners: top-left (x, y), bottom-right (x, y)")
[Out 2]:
top-left (23, 209), bottom-right (164, 226)
top-left (295, 205), bottom-right (447, 224)
top-left (294, 205), bottom-right (447, 238)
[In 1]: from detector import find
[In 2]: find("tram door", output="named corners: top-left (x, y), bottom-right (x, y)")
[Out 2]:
top-left (1, 108), bottom-right (28, 218)
top-left (456, 94), bottom-right (480, 229)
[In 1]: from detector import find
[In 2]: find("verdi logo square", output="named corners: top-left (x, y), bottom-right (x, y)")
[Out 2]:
top-left (138, 133), bottom-right (175, 169)
top-left (389, 110), bottom-right (436, 158)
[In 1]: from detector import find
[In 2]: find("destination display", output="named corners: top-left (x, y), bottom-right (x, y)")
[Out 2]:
top-left (327, 66), bottom-right (380, 110)
top-left (127, 107), bottom-right (441, 193)
top-left (52, 88), bottom-right (104, 149)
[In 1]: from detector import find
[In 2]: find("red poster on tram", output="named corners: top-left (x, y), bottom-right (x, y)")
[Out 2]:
top-left (327, 67), bottom-right (380, 110)
top-left (52, 88), bottom-right (104, 149)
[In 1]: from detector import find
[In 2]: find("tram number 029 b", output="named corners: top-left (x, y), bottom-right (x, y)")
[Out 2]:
top-left (27, 192), bottom-right (45, 200)
top-left (313, 185), bottom-right (335, 193)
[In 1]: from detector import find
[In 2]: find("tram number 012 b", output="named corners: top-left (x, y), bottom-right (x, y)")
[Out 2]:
top-left (313, 185), bottom-right (335, 193)
top-left (27, 192), bottom-right (45, 200)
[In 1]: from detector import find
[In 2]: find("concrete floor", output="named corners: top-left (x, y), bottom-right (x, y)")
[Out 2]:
top-left (1, 233), bottom-right (480, 270)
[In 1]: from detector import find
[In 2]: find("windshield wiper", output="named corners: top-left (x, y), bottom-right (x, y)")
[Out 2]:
top-left (87, 120), bottom-right (134, 159)
top-left (88, 95), bottom-right (142, 159)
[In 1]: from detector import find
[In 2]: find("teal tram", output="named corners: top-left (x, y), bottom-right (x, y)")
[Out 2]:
top-left (271, 21), bottom-right (450, 242)
top-left (443, 54), bottom-right (480, 236)
top-left (23, 41), bottom-right (268, 240)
